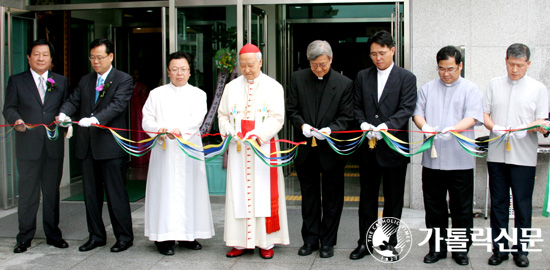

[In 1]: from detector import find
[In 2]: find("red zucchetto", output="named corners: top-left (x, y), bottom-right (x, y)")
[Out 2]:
top-left (239, 44), bottom-right (261, 55)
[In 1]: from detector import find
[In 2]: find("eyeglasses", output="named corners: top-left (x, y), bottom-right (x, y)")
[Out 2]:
top-left (438, 66), bottom-right (459, 73)
top-left (169, 67), bottom-right (190, 73)
top-left (310, 62), bottom-right (329, 69)
top-left (370, 50), bottom-right (390, 58)
top-left (89, 55), bottom-right (109, 61)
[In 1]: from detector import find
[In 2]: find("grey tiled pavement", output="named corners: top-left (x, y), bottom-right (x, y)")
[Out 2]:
top-left (1, 185), bottom-right (550, 269)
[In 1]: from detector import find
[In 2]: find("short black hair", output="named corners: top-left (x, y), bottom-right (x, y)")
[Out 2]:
top-left (27, 39), bottom-right (55, 57)
top-left (506, 43), bottom-right (530, 61)
top-left (368, 30), bottom-right (394, 49)
top-left (90, 38), bottom-right (114, 55)
top-left (167, 51), bottom-right (193, 70)
top-left (436, 46), bottom-right (462, 65)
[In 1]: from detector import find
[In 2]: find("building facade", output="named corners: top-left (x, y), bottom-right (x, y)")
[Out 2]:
top-left (1, 0), bottom-right (549, 213)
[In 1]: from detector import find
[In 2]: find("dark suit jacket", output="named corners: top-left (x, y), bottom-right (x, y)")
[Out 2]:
top-left (60, 68), bottom-right (132, 160)
top-left (354, 65), bottom-right (417, 167)
top-left (287, 68), bottom-right (354, 171)
top-left (3, 70), bottom-right (69, 160)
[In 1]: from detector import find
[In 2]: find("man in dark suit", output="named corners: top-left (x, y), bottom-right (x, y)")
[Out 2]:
top-left (350, 30), bottom-right (417, 260)
top-left (3, 39), bottom-right (70, 253)
top-left (287, 40), bottom-right (354, 259)
top-left (58, 38), bottom-right (134, 253)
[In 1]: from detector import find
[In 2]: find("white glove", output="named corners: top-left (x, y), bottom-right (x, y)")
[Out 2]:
top-left (59, 116), bottom-right (72, 128)
top-left (438, 126), bottom-right (454, 141)
top-left (78, 117), bottom-right (99, 127)
top-left (319, 127), bottom-right (331, 136)
top-left (511, 124), bottom-right (527, 139)
top-left (226, 127), bottom-right (236, 136)
top-left (372, 123), bottom-right (388, 140)
top-left (58, 113), bottom-right (67, 122)
top-left (360, 122), bottom-right (375, 131)
top-left (302, 124), bottom-right (313, 138)
top-left (421, 123), bottom-right (436, 133)
top-left (244, 129), bottom-right (259, 140)
top-left (366, 132), bottom-right (374, 140)
top-left (362, 122), bottom-right (375, 140)
top-left (421, 123), bottom-right (436, 138)
top-left (312, 130), bottom-right (325, 140)
top-left (492, 124), bottom-right (507, 137)
top-left (312, 127), bottom-right (331, 141)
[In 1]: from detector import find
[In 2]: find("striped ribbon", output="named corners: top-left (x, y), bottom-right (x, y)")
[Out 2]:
top-left (2, 121), bottom-right (550, 217)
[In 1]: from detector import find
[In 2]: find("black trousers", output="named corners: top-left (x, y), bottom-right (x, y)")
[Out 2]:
top-left (16, 144), bottom-right (63, 243)
top-left (488, 162), bottom-right (535, 255)
top-left (81, 152), bottom-right (133, 242)
top-left (295, 148), bottom-right (345, 247)
top-left (422, 167), bottom-right (473, 254)
top-left (357, 160), bottom-right (407, 245)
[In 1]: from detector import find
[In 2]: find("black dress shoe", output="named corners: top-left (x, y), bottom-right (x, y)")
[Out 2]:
top-left (79, 239), bottom-right (106, 252)
top-left (46, 238), bottom-right (69, 248)
top-left (298, 243), bottom-right (319, 256)
top-left (452, 253), bottom-right (469, 265)
top-left (179, 240), bottom-right (202, 250)
top-left (513, 254), bottom-right (529, 267)
top-left (319, 246), bottom-right (334, 258)
top-left (111, 240), bottom-right (133, 252)
top-left (423, 252), bottom-right (447, 263)
top-left (488, 252), bottom-right (509, 265)
top-left (349, 244), bottom-right (371, 260)
top-left (155, 241), bottom-right (175, 256)
top-left (13, 241), bottom-right (31, 253)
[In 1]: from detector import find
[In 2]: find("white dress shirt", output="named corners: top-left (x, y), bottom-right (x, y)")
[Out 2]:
top-left (377, 62), bottom-right (394, 101)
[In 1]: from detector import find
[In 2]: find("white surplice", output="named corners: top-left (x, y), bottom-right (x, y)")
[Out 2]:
top-left (142, 83), bottom-right (214, 241)
top-left (217, 73), bottom-right (290, 249)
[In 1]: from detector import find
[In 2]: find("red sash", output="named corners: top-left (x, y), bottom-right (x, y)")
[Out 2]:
top-left (240, 120), bottom-right (280, 234)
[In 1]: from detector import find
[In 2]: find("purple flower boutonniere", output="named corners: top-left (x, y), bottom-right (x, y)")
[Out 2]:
top-left (46, 77), bottom-right (56, 92)
top-left (95, 81), bottom-right (112, 98)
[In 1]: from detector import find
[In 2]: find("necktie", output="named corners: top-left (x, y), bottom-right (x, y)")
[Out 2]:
top-left (95, 76), bottom-right (104, 103)
top-left (38, 76), bottom-right (46, 104)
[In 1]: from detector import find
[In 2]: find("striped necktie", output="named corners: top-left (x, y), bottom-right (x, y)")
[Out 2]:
top-left (38, 76), bottom-right (46, 104)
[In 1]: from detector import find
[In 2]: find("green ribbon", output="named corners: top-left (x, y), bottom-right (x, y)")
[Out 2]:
top-left (380, 132), bottom-right (434, 157)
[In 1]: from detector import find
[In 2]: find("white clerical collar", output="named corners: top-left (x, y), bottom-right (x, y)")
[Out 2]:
top-left (170, 82), bottom-right (188, 89)
top-left (244, 72), bottom-right (262, 85)
top-left (377, 62), bottom-right (394, 75)
top-left (439, 76), bottom-right (462, 87)
top-left (508, 75), bottom-right (526, 85)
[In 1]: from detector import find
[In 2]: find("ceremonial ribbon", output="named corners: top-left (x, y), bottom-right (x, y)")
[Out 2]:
top-left (3, 122), bottom-right (549, 160)
top-left (3, 121), bottom-right (550, 217)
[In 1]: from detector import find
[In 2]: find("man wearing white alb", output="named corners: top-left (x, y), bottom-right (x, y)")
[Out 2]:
top-left (142, 52), bottom-right (214, 256)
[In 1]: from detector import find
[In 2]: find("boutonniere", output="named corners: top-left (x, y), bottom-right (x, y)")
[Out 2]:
top-left (46, 77), bottom-right (56, 92)
top-left (95, 81), bottom-right (112, 98)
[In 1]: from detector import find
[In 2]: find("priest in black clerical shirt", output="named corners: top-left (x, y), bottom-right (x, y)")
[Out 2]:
top-left (286, 40), bottom-right (354, 259)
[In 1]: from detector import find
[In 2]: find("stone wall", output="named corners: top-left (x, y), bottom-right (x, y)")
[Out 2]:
top-left (409, 0), bottom-right (550, 210)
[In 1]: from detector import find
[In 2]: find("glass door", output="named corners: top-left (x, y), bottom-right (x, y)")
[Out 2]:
top-left (391, 2), bottom-right (404, 67)
top-left (245, 5), bottom-right (267, 73)
top-left (1, 8), bottom-right (35, 209)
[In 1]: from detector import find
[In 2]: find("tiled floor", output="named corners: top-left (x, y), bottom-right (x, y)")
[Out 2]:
top-left (1, 165), bottom-right (548, 269)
